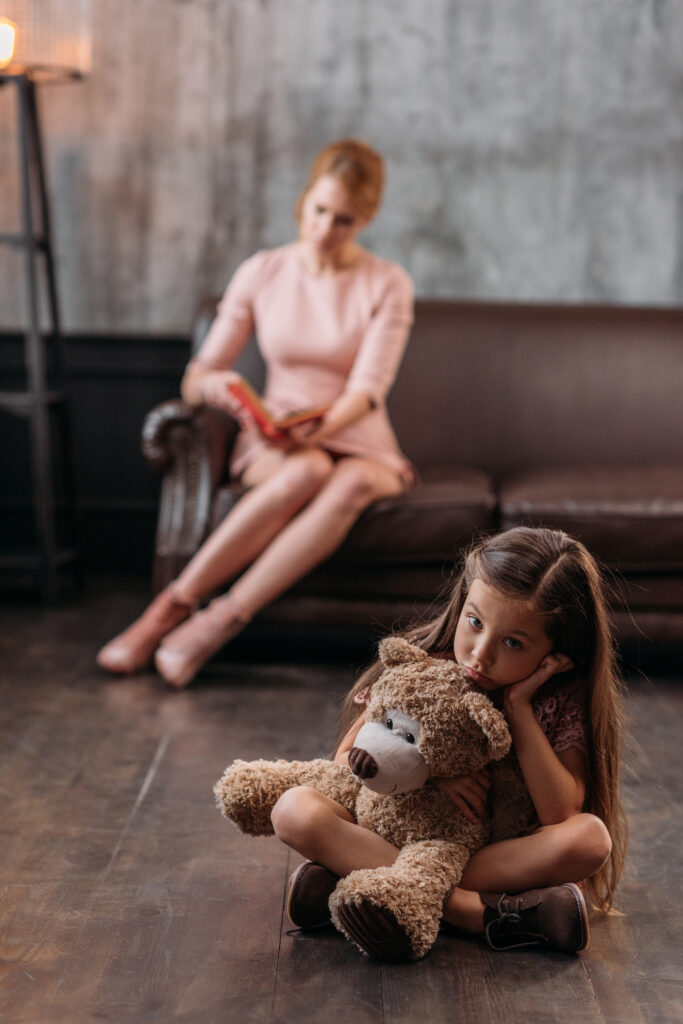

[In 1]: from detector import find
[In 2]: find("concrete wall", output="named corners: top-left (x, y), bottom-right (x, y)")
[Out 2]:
top-left (1, 0), bottom-right (682, 332)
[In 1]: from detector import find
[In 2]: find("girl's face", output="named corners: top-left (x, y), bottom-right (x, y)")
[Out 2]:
top-left (298, 174), bottom-right (369, 261)
top-left (453, 578), bottom-right (553, 691)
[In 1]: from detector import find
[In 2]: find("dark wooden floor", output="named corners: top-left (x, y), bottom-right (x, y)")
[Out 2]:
top-left (1, 582), bottom-right (682, 1024)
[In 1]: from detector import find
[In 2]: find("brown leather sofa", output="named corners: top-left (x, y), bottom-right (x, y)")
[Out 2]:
top-left (142, 298), bottom-right (683, 648)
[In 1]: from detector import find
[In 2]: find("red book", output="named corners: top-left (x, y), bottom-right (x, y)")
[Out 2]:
top-left (227, 378), bottom-right (329, 440)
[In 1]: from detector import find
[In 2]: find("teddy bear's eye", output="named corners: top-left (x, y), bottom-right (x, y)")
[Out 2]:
top-left (406, 733), bottom-right (415, 744)
top-left (386, 718), bottom-right (393, 730)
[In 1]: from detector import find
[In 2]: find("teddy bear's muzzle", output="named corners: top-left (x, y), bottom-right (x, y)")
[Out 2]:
top-left (349, 718), bottom-right (430, 794)
top-left (348, 747), bottom-right (379, 779)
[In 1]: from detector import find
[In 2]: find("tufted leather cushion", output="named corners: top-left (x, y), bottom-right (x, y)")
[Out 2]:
top-left (500, 464), bottom-right (683, 571)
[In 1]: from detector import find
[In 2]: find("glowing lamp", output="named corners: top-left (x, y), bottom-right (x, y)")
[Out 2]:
top-left (0, 17), bottom-right (16, 69)
top-left (0, 2), bottom-right (91, 79)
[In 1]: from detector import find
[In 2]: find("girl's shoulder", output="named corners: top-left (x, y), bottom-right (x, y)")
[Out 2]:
top-left (532, 675), bottom-right (588, 757)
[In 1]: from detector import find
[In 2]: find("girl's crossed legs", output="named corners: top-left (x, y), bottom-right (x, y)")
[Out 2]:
top-left (271, 785), bottom-right (612, 936)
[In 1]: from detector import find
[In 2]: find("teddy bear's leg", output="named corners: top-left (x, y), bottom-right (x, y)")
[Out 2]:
top-left (214, 758), bottom-right (358, 836)
top-left (330, 840), bottom-right (472, 961)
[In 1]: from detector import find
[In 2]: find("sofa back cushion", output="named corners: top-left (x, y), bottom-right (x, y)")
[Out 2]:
top-left (389, 300), bottom-right (683, 478)
top-left (194, 295), bottom-right (683, 480)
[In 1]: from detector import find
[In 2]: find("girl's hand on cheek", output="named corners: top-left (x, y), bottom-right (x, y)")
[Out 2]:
top-left (504, 653), bottom-right (574, 714)
top-left (433, 770), bottom-right (491, 825)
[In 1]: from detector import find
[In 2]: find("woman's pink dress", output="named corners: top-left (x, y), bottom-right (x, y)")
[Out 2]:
top-left (192, 243), bottom-right (415, 484)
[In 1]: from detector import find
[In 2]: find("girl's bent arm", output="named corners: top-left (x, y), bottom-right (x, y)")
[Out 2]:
top-left (505, 694), bottom-right (587, 824)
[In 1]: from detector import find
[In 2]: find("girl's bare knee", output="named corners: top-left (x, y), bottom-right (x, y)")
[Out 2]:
top-left (571, 813), bottom-right (612, 875)
top-left (561, 811), bottom-right (614, 876)
top-left (271, 786), bottom-right (326, 847)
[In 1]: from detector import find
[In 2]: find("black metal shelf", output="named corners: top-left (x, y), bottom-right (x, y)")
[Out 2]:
top-left (0, 72), bottom-right (82, 597)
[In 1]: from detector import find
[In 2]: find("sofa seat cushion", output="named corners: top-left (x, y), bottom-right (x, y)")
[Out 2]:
top-left (212, 466), bottom-right (495, 569)
top-left (337, 468), bottom-right (496, 563)
top-left (500, 464), bottom-right (683, 571)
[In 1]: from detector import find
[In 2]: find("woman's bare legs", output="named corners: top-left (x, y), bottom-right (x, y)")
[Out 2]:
top-left (225, 456), bottom-right (403, 616)
top-left (272, 788), bottom-right (612, 935)
top-left (171, 447), bottom-right (336, 602)
top-left (155, 454), bottom-right (404, 685)
top-left (97, 447), bottom-right (334, 673)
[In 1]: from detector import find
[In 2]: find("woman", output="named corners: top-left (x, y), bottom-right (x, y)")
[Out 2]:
top-left (97, 139), bottom-right (415, 687)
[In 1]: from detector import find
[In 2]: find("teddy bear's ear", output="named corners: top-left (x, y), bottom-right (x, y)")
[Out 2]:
top-left (462, 692), bottom-right (512, 761)
top-left (378, 636), bottom-right (430, 668)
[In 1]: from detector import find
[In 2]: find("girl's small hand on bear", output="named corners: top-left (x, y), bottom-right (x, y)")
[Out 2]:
top-left (504, 653), bottom-right (575, 715)
top-left (433, 770), bottom-right (491, 825)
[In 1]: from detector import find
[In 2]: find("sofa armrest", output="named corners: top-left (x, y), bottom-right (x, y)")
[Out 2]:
top-left (142, 398), bottom-right (238, 484)
top-left (141, 399), bottom-right (239, 592)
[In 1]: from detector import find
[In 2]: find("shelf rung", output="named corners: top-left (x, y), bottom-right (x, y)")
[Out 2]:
top-left (0, 548), bottom-right (79, 571)
top-left (0, 390), bottom-right (66, 415)
top-left (0, 232), bottom-right (47, 249)
top-left (0, 552), bottom-right (41, 571)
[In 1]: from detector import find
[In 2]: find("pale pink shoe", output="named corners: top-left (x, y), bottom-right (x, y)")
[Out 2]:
top-left (97, 586), bottom-right (194, 675)
top-left (154, 596), bottom-right (249, 687)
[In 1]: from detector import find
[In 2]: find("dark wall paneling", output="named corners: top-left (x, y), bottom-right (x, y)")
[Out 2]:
top-left (0, 330), bottom-right (188, 576)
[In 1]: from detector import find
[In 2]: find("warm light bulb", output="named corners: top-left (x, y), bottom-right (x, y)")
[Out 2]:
top-left (0, 17), bottom-right (16, 70)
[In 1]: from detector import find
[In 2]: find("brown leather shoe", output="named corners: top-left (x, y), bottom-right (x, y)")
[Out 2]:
top-left (481, 883), bottom-right (590, 952)
top-left (286, 862), bottom-right (338, 929)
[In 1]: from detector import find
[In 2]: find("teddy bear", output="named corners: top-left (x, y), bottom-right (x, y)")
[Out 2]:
top-left (214, 636), bottom-right (531, 960)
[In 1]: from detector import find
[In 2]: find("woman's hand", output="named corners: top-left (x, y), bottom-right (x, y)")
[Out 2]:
top-left (286, 419), bottom-right (327, 448)
top-left (198, 370), bottom-right (244, 414)
top-left (504, 653), bottom-right (574, 716)
top-left (286, 390), bottom-right (373, 448)
top-left (433, 770), bottom-right (491, 825)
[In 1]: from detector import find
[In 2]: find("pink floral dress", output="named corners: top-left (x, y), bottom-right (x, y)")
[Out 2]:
top-left (532, 676), bottom-right (588, 758)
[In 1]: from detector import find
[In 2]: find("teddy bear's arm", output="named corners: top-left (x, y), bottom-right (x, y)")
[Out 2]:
top-left (214, 758), bottom-right (359, 836)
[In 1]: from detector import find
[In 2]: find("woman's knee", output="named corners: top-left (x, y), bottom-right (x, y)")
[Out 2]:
top-left (271, 786), bottom-right (329, 846)
top-left (275, 449), bottom-right (335, 501)
top-left (324, 459), bottom-right (396, 515)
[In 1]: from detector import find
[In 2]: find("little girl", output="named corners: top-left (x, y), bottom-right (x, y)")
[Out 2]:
top-left (272, 526), bottom-right (627, 957)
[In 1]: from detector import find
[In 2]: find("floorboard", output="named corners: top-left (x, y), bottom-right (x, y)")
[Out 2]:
top-left (0, 582), bottom-right (681, 1023)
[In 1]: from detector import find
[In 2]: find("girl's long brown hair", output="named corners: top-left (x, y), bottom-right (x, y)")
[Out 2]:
top-left (340, 526), bottom-right (627, 911)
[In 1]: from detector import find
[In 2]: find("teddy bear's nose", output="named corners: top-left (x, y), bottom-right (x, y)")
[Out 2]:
top-left (348, 746), bottom-right (378, 779)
